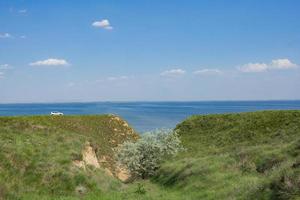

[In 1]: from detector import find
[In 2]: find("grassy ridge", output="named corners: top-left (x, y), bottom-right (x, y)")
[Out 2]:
top-left (0, 111), bottom-right (300, 199)
top-left (152, 110), bottom-right (300, 199)
top-left (0, 115), bottom-right (137, 199)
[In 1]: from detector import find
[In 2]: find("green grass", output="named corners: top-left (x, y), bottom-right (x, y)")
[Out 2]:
top-left (153, 110), bottom-right (300, 200)
top-left (0, 115), bottom-right (137, 199)
top-left (0, 111), bottom-right (300, 199)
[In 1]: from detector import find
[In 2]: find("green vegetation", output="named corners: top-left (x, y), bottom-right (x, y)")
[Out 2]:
top-left (0, 115), bottom-right (138, 199)
top-left (158, 110), bottom-right (300, 200)
top-left (116, 129), bottom-right (184, 179)
top-left (1, 111), bottom-right (300, 199)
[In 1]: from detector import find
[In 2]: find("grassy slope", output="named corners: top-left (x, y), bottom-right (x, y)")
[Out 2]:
top-left (0, 111), bottom-right (300, 200)
top-left (152, 110), bottom-right (300, 200)
top-left (0, 115), bottom-right (138, 199)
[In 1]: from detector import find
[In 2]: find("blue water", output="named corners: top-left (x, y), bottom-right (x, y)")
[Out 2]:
top-left (1, 101), bottom-right (300, 132)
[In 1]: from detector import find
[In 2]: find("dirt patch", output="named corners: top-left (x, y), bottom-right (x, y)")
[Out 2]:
top-left (73, 160), bottom-right (86, 170)
top-left (102, 165), bottom-right (131, 182)
top-left (112, 116), bottom-right (122, 122)
top-left (73, 142), bottom-right (100, 169)
top-left (116, 166), bottom-right (131, 182)
top-left (123, 122), bottom-right (129, 127)
top-left (82, 143), bottom-right (100, 168)
top-left (73, 142), bottom-right (131, 182)
top-left (109, 115), bottom-right (138, 139)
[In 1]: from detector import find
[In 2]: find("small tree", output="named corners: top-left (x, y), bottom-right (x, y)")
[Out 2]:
top-left (116, 129), bottom-right (184, 179)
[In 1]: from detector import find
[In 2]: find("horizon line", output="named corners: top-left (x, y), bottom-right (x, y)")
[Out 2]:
top-left (1, 99), bottom-right (300, 105)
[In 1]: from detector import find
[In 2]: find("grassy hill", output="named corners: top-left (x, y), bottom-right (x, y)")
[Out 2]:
top-left (0, 115), bottom-right (138, 199)
top-left (154, 110), bottom-right (300, 200)
top-left (0, 111), bottom-right (300, 199)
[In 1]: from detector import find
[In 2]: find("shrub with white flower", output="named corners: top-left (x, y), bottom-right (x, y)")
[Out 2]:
top-left (116, 129), bottom-right (184, 179)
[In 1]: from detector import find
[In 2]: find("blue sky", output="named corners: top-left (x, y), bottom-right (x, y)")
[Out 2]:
top-left (0, 0), bottom-right (300, 103)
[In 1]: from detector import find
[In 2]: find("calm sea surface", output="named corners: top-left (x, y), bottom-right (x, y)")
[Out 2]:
top-left (0, 101), bottom-right (300, 132)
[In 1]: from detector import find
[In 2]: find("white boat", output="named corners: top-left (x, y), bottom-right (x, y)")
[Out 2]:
top-left (50, 111), bottom-right (64, 116)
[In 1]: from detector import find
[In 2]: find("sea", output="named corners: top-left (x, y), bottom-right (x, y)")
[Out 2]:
top-left (1, 101), bottom-right (300, 133)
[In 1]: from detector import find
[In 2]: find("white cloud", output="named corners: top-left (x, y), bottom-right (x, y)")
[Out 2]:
top-left (0, 33), bottom-right (12, 38)
top-left (238, 58), bottom-right (298, 73)
top-left (0, 33), bottom-right (27, 39)
top-left (160, 69), bottom-right (186, 77)
top-left (238, 63), bottom-right (268, 73)
top-left (0, 64), bottom-right (13, 70)
top-left (193, 69), bottom-right (222, 75)
top-left (0, 72), bottom-right (4, 78)
top-left (18, 9), bottom-right (27, 14)
top-left (95, 76), bottom-right (130, 83)
top-left (107, 76), bottom-right (129, 81)
top-left (29, 58), bottom-right (69, 67)
top-left (270, 59), bottom-right (297, 69)
top-left (92, 19), bottom-right (113, 30)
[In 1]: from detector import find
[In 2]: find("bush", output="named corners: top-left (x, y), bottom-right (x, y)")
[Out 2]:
top-left (116, 129), bottom-right (184, 179)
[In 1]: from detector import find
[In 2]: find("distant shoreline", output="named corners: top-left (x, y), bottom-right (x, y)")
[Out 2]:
top-left (1, 99), bottom-right (300, 105)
